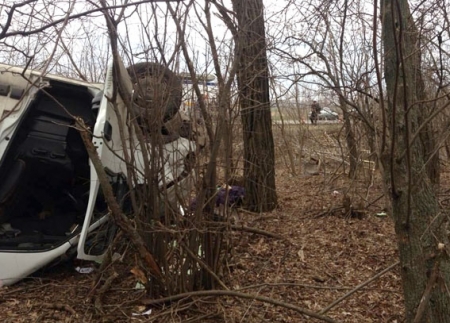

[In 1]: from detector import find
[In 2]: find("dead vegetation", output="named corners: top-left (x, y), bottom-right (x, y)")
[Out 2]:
top-left (0, 123), bottom-right (406, 322)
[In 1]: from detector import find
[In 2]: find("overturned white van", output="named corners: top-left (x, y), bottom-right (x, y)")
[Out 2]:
top-left (0, 60), bottom-right (199, 286)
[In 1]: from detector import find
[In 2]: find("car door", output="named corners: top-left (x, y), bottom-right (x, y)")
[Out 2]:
top-left (76, 59), bottom-right (133, 261)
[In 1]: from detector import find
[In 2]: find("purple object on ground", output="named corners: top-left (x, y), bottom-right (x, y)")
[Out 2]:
top-left (216, 186), bottom-right (245, 207)
top-left (189, 186), bottom-right (245, 211)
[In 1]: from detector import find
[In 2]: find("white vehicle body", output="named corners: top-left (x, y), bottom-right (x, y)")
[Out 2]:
top-left (0, 60), bottom-right (195, 286)
top-left (317, 107), bottom-right (339, 121)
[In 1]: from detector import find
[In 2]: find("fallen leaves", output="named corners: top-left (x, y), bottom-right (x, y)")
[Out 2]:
top-left (0, 129), bottom-right (406, 322)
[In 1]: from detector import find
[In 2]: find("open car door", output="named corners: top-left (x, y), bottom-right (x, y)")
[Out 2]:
top-left (76, 60), bottom-right (133, 261)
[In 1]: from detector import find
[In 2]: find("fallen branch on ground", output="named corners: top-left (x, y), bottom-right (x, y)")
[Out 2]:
top-left (319, 261), bottom-right (399, 314)
top-left (250, 214), bottom-right (280, 223)
top-left (231, 225), bottom-right (287, 241)
top-left (142, 290), bottom-right (337, 323)
top-left (94, 271), bottom-right (119, 314)
top-left (40, 303), bottom-right (76, 315)
top-left (236, 282), bottom-right (400, 293)
top-left (313, 206), bottom-right (344, 218)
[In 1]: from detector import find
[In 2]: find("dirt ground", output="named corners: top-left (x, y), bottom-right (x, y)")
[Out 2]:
top-left (0, 124), bottom-right (407, 322)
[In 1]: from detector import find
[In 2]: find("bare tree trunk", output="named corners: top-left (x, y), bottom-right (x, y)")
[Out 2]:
top-left (381, 1), bottom-right (450, 322)
top-left (340, 100), bottom-right (358, 178)
top-left (232, 0), bottom-right (277, 212)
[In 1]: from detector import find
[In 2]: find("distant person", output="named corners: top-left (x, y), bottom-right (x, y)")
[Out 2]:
top-left (310, 109), bottom-right (317, 124)
top-left (310, 100), bottom-right (321, 125)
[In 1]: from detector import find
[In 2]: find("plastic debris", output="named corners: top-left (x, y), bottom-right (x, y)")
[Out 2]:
top-left (75, 266), bottom-right (95, 274)
top-left (134, 282), bottom-right (145, 290)
top-left (132, 308), bottom-right (152, 316)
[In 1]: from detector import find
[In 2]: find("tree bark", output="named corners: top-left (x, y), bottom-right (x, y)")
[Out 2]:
top-left (232, 0), bottom-right (277, 212)
top-left (381, 0), bottom-right (450, 322)
top-left (340, 100), bottom-right (358, 178)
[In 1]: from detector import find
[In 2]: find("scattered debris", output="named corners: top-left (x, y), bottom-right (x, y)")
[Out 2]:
top-left (75, 267), bottom-right (95, 274)
top-left (132, 308), bottom-right (152, 316)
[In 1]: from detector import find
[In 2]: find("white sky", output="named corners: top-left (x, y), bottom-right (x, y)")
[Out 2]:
top-left (0, 0), bottom-right (448, 104)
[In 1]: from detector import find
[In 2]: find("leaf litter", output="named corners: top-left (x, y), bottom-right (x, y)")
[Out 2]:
top-left (0, 125), bottom-right (407, 322)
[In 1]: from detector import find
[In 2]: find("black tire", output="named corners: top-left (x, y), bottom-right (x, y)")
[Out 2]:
top-left (127, 62), bottom-right (182, 122)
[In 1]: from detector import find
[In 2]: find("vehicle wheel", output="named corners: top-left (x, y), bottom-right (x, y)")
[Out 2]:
top-left (127, 62), bottom-right (182, 122)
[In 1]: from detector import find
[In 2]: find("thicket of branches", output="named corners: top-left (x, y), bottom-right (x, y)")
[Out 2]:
top-left (1, 0), bottom-right (450, 321)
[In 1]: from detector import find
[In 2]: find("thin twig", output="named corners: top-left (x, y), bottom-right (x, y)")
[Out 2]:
top-left (366, 194), bottom-right (385, 208)
top-left (313, 206), bottom-right (345, 218)
top-left (413, 253), bottom-right (442, 323)
top-left (319, 261), bottom-right (399, 314)
top-left (40, 303), bottom-right (76, 315)
top-left (236, 282), bottom-right (400, 293)
top-left (94, 271), bottom-right (119, 314)
top-left (142, 290), bottom-right (337, 323)
top-left (250, 214), bottom-right (280, 223)
top-left (231, 225), bottom-right (287, 241)
top-left (180, 241), bottom-right (229, 290)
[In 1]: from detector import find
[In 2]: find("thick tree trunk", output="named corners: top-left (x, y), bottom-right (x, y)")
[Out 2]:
top-left (232, 0), bottom-right (277, 212)
top-left (381, 1), bottom-right (450, 322)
